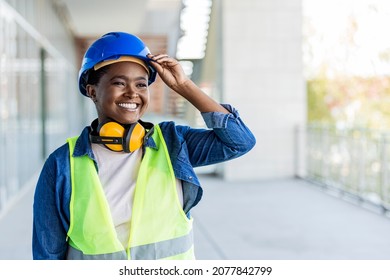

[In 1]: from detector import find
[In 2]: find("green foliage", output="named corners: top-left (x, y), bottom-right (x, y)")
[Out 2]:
top-left (307, 76), bottom-right (390, 129)
top-left (307, 78), bottom-right (333, 124)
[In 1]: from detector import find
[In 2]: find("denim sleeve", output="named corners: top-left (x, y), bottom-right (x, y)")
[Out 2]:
top-left (32, 153), bottom-right (68, 260)
top-left (183, 104), bottom-right (256, 167)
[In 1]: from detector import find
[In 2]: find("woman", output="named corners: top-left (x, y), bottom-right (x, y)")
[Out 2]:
top-left (32, 32), bottom-right (256, 260)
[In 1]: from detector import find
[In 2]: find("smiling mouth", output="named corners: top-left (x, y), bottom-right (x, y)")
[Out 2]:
top-left (118, 102), bottom-right (139, 110)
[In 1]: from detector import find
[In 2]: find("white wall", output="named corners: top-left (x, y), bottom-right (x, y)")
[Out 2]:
top-left (220, 0), bottom-right (306, 181)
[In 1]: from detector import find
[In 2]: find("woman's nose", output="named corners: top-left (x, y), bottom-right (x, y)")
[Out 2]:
top-left (124, 86), bottom-right (139, 98)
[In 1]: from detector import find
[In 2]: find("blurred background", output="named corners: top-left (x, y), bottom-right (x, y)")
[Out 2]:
top-left (1, 0), bottom-right (390, 259)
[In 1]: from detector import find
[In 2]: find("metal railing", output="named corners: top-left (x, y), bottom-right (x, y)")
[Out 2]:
top-left (303, 124), bottom-right (390, 212)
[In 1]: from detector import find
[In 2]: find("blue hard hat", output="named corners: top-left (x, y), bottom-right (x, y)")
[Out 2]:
top-left (78, 32), bottom-right (157, 96)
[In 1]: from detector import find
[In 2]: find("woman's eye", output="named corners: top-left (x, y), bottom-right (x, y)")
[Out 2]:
top-left (137, 83), bottom-right (147, 88)
top-left (113, 81), bottom-right (125, 86)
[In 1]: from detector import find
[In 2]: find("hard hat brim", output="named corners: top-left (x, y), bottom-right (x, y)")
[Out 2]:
top-left (93, 56), bottom-right (150, 76)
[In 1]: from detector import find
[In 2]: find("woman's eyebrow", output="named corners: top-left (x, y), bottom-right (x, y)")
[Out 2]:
top-left (110, 75), bottom-right (147, 81)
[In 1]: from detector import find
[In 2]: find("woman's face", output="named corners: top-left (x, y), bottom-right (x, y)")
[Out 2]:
top-left (86, 62), bottom-right (150, 124)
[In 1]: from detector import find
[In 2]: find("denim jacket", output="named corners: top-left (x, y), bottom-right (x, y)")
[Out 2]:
top-left (32, 104), bottom-right (256, 259)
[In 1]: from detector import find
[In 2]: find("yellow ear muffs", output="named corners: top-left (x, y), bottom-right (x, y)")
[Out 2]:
top-left (92, 120), bottom-right (146, 153)
top-left (124, 122), bottom-right (145, 153)
top-left (124, 123), bottom-right (145, 153)
top-left (99, 121), bottom-right (126, 152)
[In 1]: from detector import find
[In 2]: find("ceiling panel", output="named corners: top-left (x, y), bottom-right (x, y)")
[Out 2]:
top-left (58, 0), bottom-right (182, 38)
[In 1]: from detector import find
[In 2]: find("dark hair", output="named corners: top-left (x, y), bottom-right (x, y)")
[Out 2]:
top-left (86, 65), bottom-right (110, 86)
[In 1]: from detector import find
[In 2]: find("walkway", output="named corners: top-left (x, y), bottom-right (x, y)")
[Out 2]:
top-left (1, 174), bottom-right (390, 260)
top-left (193, 175), bottom-right (390, 259)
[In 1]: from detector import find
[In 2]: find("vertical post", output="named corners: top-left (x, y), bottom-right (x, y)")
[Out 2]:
top-left (40, 48), bottom-right (47, 159)
top-left (358, 130), bottom-right (366, 198)
top-left (321, 124), bottom-right (326, 184)
top-left (380, 133), bottom-right (388, 212)
top-left (294, 124), bottom-right (307, 179)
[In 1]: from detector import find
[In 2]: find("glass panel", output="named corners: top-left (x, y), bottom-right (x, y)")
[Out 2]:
top-left (0, 1), bottom-right (79, 212)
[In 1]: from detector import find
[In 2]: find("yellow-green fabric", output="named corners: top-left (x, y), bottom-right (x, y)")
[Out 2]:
top-left (66, 125), bottom-right (194, 260)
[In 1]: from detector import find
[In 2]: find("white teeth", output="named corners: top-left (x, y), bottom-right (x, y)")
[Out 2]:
top-left (118, 103), bottom-right (137, 109)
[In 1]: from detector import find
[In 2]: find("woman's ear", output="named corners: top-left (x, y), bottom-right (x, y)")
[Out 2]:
top-left (86, 85), bottom-right (97, 102)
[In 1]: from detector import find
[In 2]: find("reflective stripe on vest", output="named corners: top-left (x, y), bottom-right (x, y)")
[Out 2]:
top-left (66, 230), bottom-right (194, 260)
top-left (66, 124), bottom-right (194, 260)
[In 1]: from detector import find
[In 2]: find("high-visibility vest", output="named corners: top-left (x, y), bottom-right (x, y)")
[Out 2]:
top-left (66, 124), bottom-right (194, 260)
